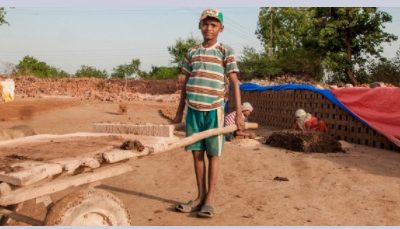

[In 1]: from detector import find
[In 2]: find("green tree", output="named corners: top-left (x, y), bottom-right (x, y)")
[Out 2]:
top-left (13, 56), bottom-right (69, 78)
top-left (0, 7), bottom-right (9, 26)
top-left (312, 7), bottom-right (397, 85)
top-left (257, 8), bottom-right (314, 56)
top-left (111, 58), bottom-right (141, 79)
top-left (255, 7), bottom-right (397, 84)
top-left (255, 8), bottom-right (324, 79)
top-left (75, 65), bottom-right (108, 78)
top-left (167, 37), bottom-right (199, 67)
top-left (367, 50), bottom-right (400, 86)
top-left (238, 47), bottom-right (282, 80)
top-left (141, 66), bottom-right (179, 80)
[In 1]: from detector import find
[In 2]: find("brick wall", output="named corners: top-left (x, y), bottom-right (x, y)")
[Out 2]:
top-left (230, 90), bottom-right (399, 152)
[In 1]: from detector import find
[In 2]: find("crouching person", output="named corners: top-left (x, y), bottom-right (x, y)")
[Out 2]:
top-left (225, 102), bottom-right (254, 141)
top-left (293, 109), bottom-right (328, 132)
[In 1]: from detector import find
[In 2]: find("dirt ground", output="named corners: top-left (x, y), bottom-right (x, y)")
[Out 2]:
top-left (0, 97), bottom-right (399, 226)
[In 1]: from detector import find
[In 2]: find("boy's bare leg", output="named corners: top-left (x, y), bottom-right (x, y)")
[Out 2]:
top-left (192, 150), bottom-right (207, 205)
top-left (204, 154), bottom-right (219, 206)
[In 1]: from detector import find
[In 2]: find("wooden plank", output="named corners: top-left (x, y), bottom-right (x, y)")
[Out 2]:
top-left (152, 122), bottom-right (258, 154)
top-left (0, 163), bottom-right (132, 206)
top-left (49, 145), bottom-right (114, 173)
top-left (103, 148), bottom-right (150, 163)
top-left (35, 195), bottom-right (52, 207)
top-left (0, 132), bottom-right (121, 147)
top-left (87, 145), bottom-right (115, 157)
top-left (81, 157), bottom-right (101, 169)
top-left (0, 182), bottom-right (11, 196)
top-left (0, 132), bottom-right (177, 153)
top-left (0, 208), bottom-right (43, 226)
top-left (93, 123), bottom-right (175, 137)
top-left (9, 161), bottom-right (45, 169)
top-left (50, 158), bottom-right (82, 174)
top-left (52, 157), bottom-right (101, 171)
top-left (0, 162), bottom-right (63, 186)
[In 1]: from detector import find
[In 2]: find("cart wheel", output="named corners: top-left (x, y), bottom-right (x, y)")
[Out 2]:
top-left (44, 189), bottom-right (131, 226)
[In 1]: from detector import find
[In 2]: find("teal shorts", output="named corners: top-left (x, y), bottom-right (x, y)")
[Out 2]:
top-left (185, 106), bottom-right (225, 156)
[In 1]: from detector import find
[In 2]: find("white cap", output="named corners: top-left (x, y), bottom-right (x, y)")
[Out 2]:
top-left (241, 102), bottom-right (253, 112)
top-left (295, 109), bottom-right (306, 118)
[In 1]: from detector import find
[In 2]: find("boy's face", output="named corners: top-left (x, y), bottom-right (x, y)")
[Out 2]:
top-left (199, 17), bottom-right (223, 41)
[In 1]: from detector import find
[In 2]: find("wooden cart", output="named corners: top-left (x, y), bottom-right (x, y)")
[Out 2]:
top-left (0, 123), bottom-right (257, 226)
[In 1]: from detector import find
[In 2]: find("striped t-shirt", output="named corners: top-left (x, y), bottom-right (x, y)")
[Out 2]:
top-left (182, 42), bottom-right (239, 111)
top-left (225, 111), bottom-right (246, 126)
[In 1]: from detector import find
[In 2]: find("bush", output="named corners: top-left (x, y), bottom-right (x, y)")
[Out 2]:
top-left (238, 47), bottom-right (282, 80)
top-left (75, 65), bottom-right (108, 78)
top-left (111, 59), bottom-right (141, 79)
top-left (13, 56), bottom-right (69, 78)
top-left (141, 66), bottom-right (180, 80)
top-left (368, 58), bottom-right (400, 86)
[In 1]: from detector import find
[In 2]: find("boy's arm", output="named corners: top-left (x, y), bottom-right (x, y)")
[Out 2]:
top-left (228, 72), bottom-right (245, 131)
top-left (173, 73), bottom-right (190, 123)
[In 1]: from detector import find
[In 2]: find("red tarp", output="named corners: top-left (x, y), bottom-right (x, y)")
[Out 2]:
top-left (332, 87), bottom-right (400, 147)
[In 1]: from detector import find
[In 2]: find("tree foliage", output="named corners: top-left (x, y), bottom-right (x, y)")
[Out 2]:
top-left (367, 50), bottom-right (400, 86)
top-left (255, 8), bottom-right (324, 79)
top-left (257, 8), bottom-right (313, 56)
top-left (75, 65), bottom-right (108, 78)
top-left (252, 7), bottom-right (397, 84)
top-left (311, 7), bottom-right (397, 84)
top-left (0, 7), bottom-right (9, 26)
top-left (238, 47), bottom-right (282, 80)
top-left (167, 37), bottom-right (199, 67)
top-left (111, 58), bottom-right (141, 79)
top-left (141, 66), bottom-right (179, 80)
top-left (138, 36), bottom-right (198, 80)
top-left (13, 56), bottom-right (69, 78)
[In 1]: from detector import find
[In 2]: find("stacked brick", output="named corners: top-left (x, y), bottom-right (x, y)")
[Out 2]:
top-left (231, 90), bottom-right (399, 152)
top-left (10, 77), bottom-right (179, 102)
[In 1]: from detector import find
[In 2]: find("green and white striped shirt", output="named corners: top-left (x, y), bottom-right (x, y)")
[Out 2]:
top-left (182, 42), bottom-right (239, 111)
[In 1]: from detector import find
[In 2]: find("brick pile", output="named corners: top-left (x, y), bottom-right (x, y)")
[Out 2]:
top-left (248, 74), bottom-right (329, 88)
top-left (5, 77), bottom-right (180, 102)
top-left (247, 73), bottom-right (396, 88)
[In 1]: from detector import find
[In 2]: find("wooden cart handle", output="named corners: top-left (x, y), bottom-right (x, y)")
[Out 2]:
top-left (153, 122), bottom-right (258, 154)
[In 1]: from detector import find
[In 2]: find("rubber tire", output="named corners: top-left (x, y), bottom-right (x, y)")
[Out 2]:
top-left (44, 189), bottom-right (131, 226)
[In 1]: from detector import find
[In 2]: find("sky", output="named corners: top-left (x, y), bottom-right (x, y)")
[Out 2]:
top-left (1, 0), bottom-right (400, 74)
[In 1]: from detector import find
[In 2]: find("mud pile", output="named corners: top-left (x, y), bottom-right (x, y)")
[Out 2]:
top-left (265, 130), bottom-right (344, 153)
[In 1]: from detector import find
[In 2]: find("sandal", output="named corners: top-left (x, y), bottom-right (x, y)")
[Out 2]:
top-left (197, 204), bottom-right (214, 218)
top-left (175, 200), bottom-right (201, 213)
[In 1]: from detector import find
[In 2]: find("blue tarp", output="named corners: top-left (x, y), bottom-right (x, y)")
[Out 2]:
top-left (239, 83), bottom-right (368, 125)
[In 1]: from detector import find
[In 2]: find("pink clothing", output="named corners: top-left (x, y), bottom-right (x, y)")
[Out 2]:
top-left (225, 111), bottom-right (245, 126)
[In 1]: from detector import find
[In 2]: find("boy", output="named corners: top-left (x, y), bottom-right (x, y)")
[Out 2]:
top-left (173, 8), bottom-right (245, 218)
top-left (225, 102), bottom-right (253, 141)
